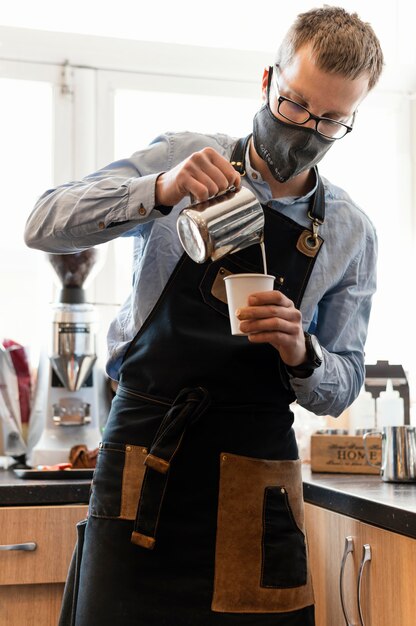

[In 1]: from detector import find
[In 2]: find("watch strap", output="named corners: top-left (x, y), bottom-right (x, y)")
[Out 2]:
top-left (286, 332), bottom-right (322, 377)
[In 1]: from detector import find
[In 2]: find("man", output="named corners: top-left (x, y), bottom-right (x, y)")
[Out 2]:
top-left (25, 6), bottom-right (383, 625)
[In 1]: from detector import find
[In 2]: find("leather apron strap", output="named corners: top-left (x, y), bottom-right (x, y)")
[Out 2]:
top-left (230, 133), bottom-right (326, 227)
top-left (131, 386), bottom-right (210, 549)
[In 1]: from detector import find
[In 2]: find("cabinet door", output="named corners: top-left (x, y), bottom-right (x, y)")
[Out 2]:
top-left (0, 504), bottom-right (88, 626)
top-left (305, 503), bottom-right (359, 626)
top-left (0, 504), bottom-right (88, 585)
top-left (355, 518), bottom-right (416, 626)
top-left (0, 584), bottom-right (65, 626)
top-left (305, 503), bottom-right (416, 626)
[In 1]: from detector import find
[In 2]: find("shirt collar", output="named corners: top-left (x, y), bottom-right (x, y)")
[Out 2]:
top-left (244, 142), bottom-right (318, 206)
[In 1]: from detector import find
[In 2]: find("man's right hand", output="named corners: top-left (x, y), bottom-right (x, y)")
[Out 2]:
top-left (155, 147), bottom-right (241, 207)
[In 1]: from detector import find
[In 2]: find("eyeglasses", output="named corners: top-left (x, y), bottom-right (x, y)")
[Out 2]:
top-left (271, 66), bottom-right (354, 140)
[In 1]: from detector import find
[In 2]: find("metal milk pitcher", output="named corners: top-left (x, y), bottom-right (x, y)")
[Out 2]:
top-left (176, 186), bottom-right (264, 264)
top-left (363, 426), bottom-right (416, 482)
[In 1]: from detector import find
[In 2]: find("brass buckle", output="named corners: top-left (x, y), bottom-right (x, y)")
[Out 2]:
top-left (230, 160), bottom-right (246, 177)
top-left (307, 210), bottom-right (324, 246)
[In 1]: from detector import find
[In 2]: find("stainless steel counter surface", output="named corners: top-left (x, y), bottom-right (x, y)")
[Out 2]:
top-left (302, 464), bottom-right (416, 539)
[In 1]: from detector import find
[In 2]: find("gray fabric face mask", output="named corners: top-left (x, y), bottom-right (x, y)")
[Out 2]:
top-left (252, 102), bottom-right (334, 183)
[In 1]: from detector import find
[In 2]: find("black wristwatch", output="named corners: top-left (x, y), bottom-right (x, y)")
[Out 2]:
top-left (286, 332), bottom-right (323, 378)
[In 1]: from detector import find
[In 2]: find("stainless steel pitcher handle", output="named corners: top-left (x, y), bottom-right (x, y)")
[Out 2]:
top-left (357, 544), bottom-right (372, 626)
top-left (189, 185), bottom-right (238, 205)
top-left (0, 541), bottom-right (37, 551)
top-left (363, 431), bottom-right (382, 468)
top-left (340, 535), bottom-right (356, 626)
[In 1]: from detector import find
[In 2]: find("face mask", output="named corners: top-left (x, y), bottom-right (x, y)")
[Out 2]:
top-left (252, 100), bottom-right (334, 183)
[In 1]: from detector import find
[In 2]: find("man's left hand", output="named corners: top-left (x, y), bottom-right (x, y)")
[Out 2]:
top-left (236, 291), bottom-right (307, 367)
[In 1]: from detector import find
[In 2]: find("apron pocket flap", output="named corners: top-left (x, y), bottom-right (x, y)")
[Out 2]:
top-left (89, 442), bottom-right (148, 520)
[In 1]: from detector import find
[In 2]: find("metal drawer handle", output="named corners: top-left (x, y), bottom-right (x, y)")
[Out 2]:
top-left (340, 535), bottom-right (356, 626)
top-left (0, 542), bottom-right (37, 552)
top-left (357, 544), bottom-right (372, 626)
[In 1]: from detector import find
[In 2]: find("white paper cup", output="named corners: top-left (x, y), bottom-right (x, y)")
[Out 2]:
top-left (223, 273), bottom-right (276, 335)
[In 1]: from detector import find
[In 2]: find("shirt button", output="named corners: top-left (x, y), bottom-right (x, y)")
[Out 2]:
top-left (251, 172), bottom-right (258, 180)
top-left (138, 204), bottom-right (146, 216)
top-left (98, 221), bottom-right (105, 230)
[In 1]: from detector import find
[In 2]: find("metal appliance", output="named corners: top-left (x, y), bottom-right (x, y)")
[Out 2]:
top-left (364, 426), bottom-right (416, 482)
top-left (29, 248), bottom-right (110, 466)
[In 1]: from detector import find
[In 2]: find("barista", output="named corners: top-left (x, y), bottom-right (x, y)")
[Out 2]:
top-left (24, 7), bottom-right (384, 626)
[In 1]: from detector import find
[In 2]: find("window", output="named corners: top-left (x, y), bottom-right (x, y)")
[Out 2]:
top-left (0, 62), bottom-right (71, 362)
top-left (95, 70), bottom-right (260, 306)
top-left (320, 91), bottom-right (413, 369)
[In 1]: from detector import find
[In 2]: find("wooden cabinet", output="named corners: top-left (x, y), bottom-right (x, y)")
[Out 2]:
top-left (305, 502), bottom-right (416, 626)
top-left (0, 504), bottom-right (88, 626)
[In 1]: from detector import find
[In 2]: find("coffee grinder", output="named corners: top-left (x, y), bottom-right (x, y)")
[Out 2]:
top-left (29, 248), bottom-right (110, 466)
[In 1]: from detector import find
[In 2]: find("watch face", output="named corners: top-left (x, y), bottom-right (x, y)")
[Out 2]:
top-left (310, 334), bottom-right (323, 362)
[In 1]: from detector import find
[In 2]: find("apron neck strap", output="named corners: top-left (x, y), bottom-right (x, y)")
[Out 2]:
top-left (230, 135), bottom-right (251, 177)
top-left (230, 134), bottom-right (325, 225)
top-left (308, 168), bottom-right (325, 225)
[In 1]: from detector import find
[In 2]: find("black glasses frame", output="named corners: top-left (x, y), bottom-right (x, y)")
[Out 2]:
top-left (271, 66), bottom-right (355, 140)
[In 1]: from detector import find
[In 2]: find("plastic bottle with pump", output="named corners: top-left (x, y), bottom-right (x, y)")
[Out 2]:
top-left (348, 386), bottom-right (376, 434)
top-left (376, 379), bottom-right (405, 428)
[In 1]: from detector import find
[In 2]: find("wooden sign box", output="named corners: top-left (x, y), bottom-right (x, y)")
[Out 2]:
top-left (310, 434), bottom-right (382, 474)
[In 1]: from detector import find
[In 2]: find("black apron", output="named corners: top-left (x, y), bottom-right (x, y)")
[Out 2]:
top-left (60, 137), bottom-right (324, 626)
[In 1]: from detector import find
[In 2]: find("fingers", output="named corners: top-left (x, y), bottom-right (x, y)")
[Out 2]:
top-left (234, 288), bottom-right (306, 365)
top-left (238, 315), bottom-right (299, 340)
top-left (248, 290), bottom-right (293, 308)
top-left (181, 148), bottom-right (241, 201)
top-left (236, 290), bottom-right (296, 322)
top-left (235, 290), bottom-right (302, 345)
top-left (156, 147), bottom-right (241, 206)
top-left (239, 315), bottom-right (295, 336)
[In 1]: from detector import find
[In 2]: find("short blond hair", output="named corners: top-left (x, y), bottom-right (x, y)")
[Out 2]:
top-left (276, 6), bottom-right (384, 91)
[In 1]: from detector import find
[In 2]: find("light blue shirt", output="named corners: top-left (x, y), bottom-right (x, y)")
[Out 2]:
top-left (25, 131), bottom-right (377, 417)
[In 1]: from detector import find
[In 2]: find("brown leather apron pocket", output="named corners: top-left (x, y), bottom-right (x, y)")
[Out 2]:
top-left (89, 442), bottom-right (148, 520)
top-left (211, 453), bottom-right (314, 613)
